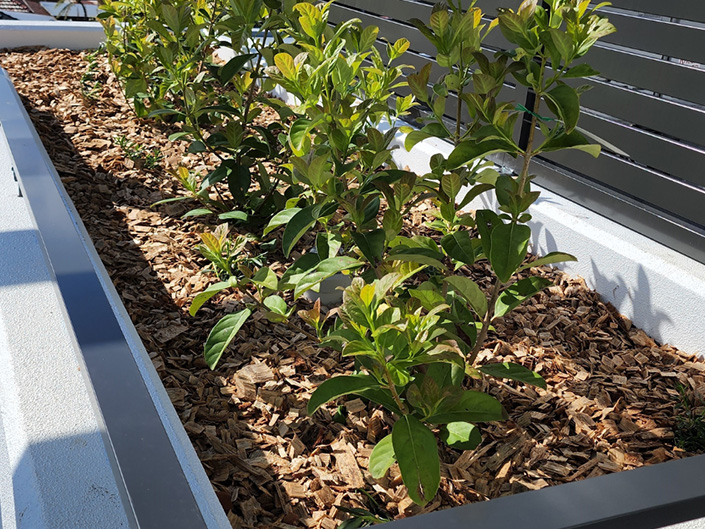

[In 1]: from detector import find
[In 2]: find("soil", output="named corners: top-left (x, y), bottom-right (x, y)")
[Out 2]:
top-left (2, 48), bottom-right (704, 529)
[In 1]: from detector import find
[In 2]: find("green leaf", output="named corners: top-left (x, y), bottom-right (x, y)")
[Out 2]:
top-left (444, 276), bottom-right (487, 318)
top-left (548, 29), bottom-right (574, 62)
top-left (289, 118), bottom-right (313, 156)
top-left (447, 139), bottom-right (516, 170)
top-left (576, 126), bottom-right (629, 157)
top-left (544, 84), bottom-right (580, 133)
top-left (494, 276), bottom-right (552, 318)
top-left (189, 278), bottom-right (237, 316)
top-left (404, 123), bottom-right (449, 151)
top-left (220, 53), bottom-right (256, 84)
top-left (409, 284), bottom-right (445, 311)
top-left (282, 205), bottom-right (320, 257)
top-left (307, 374), bottom-right (381, 414)
top-left (440, 422), bottom-right (482, 451)
top-left (426, 390), bottom-right (507, 424)
top-left (369, 434), bottom-right (396, 479)
top-left (538, 129), bottom-right (601, 157)
top-left (251, 267), bottom-right (279, 290)
top-left (426, 362), bottom-right (464, 389)
top-left (203, 309), bottom-right (252, 370)
top-left (479, 362), bottom-right (546, 389)
top-left (563, 63), bottom-right (600, 79)
top-left (489, 223), bottom-right (531, 284)
top-left (392, 415), bottom-right (440, 506)
top-left (441, 231), bottom-right (475, 265)
top-left (263, 294), bottom-right (288, 315)
top-left (519, 251), bottom-right (576, 271)
top-left (293, 256), bottom-right (361, 299)
top-left (218, 210), bottom-right (249, 222)
top-left (264, 208), bottom-right (301, 236)
top-left (181, 208), bottom-right (213, 219)
top-left (351, 229), bottom-right (386, 265)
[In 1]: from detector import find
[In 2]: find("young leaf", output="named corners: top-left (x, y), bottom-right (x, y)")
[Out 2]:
top-left (489, 223), bottom-right (531, 284)
top-left (440, 421), bottom-right (482, 451)
top-left (444, 276), bottom-right (487, 318)
top-left (392, 415), bottom-right (440, 506)
top-left (204, 309), bottom-right (252, 370)
top-left (494, 276), bottom-right (552, 318)
top-left (369, 434), bottom-right (396, 479)
top-left (519, 251), bottom-right (577, 271)
top-left (479, 362), bottom-right (547, 389)
top-left (307, 374), bottom-right (381, 414)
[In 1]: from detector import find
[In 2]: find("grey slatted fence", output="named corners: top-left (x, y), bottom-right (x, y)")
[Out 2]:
top-left (328, 1), bottom-right (705, 264)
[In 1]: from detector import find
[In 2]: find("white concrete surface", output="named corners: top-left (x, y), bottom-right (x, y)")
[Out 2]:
top-left (0, 131), bottom-right (134, 528)
top-left (0, 21), bottom-right (104, 50)
top-left (387, 129), bottom-right (705, 357)
top-left (0, 71), bottom-right (231, 528)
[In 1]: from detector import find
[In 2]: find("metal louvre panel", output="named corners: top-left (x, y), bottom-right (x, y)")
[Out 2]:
top-left (540, 149), bottom-right (705, 228)
top-left (581, 46), bottom-right (705, 107)
top-left (576, 112), bottom-right (705, 190)
top-left (599, 10), bottom-right (705, 64)
top-left (607, 1), bottom-right (705, 24)
top-left (578, 80), bottom-right (705, 148)
top-left (325, 0), bottom-right (705, 262)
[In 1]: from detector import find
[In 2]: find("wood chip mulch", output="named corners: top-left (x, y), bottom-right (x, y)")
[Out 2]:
top-left (2, 48), bottom-right (704, 528)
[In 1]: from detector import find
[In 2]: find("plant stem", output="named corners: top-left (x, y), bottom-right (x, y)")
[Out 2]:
top-left (455, 82), bottom-right (464, 146)
top-left (468, 278), bottom-right (502, 365)
top-left (469, 73), bottom-right (544, 363)
top-left (383, 365), bottom-right (409, 414)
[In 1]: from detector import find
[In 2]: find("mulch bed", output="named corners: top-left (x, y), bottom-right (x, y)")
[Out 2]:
top-left (2, 48), bottom-right (704, 528)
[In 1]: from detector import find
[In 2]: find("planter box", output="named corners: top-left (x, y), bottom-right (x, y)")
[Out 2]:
top-left (0, 68), bottom-right (230, 529)
top-left (2, 23), bottom-right (705, 529)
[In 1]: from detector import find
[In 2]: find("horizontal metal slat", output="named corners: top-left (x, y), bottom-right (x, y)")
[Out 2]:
top-left (600, 11), bottom-right (705, 64)
top-left (576, 112), bottom-right (705, 190)
top-left (578, 79), bottom-right (705, 148)
top-left (584, 45), bottom-right (705, 106)
top-left (539, 150), bottom-right (705, 228)
top-left (606, 0), bottom-right (705, 24)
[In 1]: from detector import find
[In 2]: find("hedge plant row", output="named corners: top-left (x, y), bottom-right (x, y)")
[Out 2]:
top-left (100, 0), bottom-right (615, 507)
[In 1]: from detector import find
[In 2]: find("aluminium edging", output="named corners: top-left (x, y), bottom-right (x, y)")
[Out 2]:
top-left (0, 69), bottom-right (230, 529)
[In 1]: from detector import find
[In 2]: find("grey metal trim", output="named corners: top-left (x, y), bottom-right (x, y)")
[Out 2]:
top-left (386, 453), bottom-right (705, 529)
top-left (0, 70), bottom-right (212, 528)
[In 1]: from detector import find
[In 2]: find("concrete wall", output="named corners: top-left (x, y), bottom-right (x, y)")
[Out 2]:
top-left (0, 21), bottom-right (104, 50)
